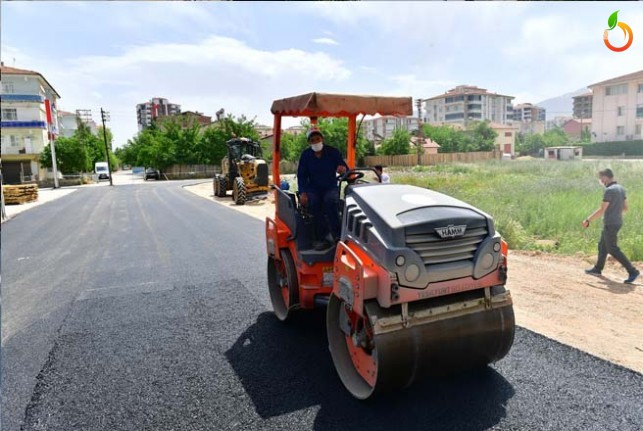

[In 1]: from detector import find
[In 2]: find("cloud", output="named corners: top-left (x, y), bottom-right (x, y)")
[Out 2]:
top-left (312, 38), bottom-right (339, 46)
top-left (32, 35), bottom-right (352, 146)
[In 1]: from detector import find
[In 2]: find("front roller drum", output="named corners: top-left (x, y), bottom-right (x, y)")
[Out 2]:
top-left (327, 294), bottom-right (515, 400)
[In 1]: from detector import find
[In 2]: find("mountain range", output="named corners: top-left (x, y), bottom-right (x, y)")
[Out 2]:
top-left (537, 88), bottom-right (589, 120)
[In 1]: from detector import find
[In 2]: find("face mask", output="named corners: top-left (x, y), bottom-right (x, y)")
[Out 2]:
top-left (311, 142), bottom-right (324, 152)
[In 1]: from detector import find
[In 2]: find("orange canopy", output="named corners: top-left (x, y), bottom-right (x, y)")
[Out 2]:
top-left (270, 92), bottom-right (413, 117)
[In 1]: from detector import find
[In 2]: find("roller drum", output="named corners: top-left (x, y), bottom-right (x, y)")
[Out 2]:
top-left (327, 294), bottom-right (515, 400)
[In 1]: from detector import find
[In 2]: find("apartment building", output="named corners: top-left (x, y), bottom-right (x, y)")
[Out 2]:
top-left (136, 97), bottom-right (181, 131)
top-left (361, 116), bottom-right (419, 142)
top-left (513, 103), bottom-right (546, 122)
top-left (421, 85), bottom-right (514, 127)
top-left (1, 64), bottom-right (60, 184)
top-left (572, 92), bottom-right (593, 120)
top-left (58, 110), bottom-right (98, 138)
top-left (512, 103), bottom-right (546, 135)
top-left (588, 69), bottom-right (643, 142)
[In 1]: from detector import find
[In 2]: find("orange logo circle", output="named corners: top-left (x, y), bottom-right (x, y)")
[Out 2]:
top-left (604, 12), bottom-right (633, 52)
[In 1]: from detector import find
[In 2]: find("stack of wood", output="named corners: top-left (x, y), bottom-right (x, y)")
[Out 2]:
top-left (2, 184), bottom-right (39, 205)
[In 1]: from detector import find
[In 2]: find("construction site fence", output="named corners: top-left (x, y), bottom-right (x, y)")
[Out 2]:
top-left (363, 151), bottom-right (500, 167)
top-left (162, 153), bottom-right (497, 180)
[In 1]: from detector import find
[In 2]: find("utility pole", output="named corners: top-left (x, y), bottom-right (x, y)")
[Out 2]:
top-left (415, 98), bottom-right (424, 166)
top-left (100, 108), bottom-right (113, 186)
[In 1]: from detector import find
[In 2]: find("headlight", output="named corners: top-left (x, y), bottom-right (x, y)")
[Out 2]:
top-left (405, 264), bottom-right (421, 282)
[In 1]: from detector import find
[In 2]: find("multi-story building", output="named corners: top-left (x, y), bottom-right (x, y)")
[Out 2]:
top-left (136, 97), bottom-right (181, 131)
top-left (58, 110), bottom-right (98, 138)
top-left (1, 64), bottom-right (60, 184)
top-left (572, 92), bottom-right (593, 120)
top-left (513, 103), bottom-right (546, 122)
top-left (421, 85), bottom-right (514, 127)
top-left (588, 69), bottom-right (643, 142)
top-left (512, 103), bottom-right (546, 135)
top-left (361, 116), bottom-right (420, 142)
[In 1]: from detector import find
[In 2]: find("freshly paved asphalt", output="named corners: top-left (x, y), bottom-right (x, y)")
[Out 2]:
top-left (2, 181), bottom-right (641, 431)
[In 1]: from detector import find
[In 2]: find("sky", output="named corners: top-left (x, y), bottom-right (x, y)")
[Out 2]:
top-left (2, 1), bottom-right (642, 148)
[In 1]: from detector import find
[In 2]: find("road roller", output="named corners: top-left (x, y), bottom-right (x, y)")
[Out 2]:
top-left (265, 92), bottom-right (515, 399)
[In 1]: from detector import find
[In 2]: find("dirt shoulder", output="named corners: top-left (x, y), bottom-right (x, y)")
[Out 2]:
top-left (184, 181), bottom-right (643, 374)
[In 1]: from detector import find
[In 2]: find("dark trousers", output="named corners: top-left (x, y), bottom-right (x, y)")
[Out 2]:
top-left (307, 188), bottom-right (341, 241)
top-left (595, 224), bottom-right (635, 273)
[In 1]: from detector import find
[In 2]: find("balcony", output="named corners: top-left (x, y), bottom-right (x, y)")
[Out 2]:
top-left (1, 146), bottom-right (29, 155)
top-left (1, 120), bottom-right (47, 129)
top-left (0, 94), bottom-right (45, 103)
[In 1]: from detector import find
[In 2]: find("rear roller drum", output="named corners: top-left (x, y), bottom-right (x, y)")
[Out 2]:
top-left (267, 249), bottom-right (299, 321)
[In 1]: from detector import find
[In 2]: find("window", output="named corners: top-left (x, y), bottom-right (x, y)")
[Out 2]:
top-left (2, 82), bottom-right (15, 93)
top-left (637, 104), bottom-right (643, 118)
top-left (505, 131), bottom-right (512, 137)
top-left (445, 112), bottom-right (464, 120)
top-left (636, 124), bottom-right (642, 136)
top-left (605, 84), bottom-right (627, 96)
top-left (616, 126), bottom-right (625, 135)
top-left (638, 84), bottom-right (643, 93)
top-left (617, 106), bottom-right (625, 116)
top-left (1, 108), bottom-right (18, 120)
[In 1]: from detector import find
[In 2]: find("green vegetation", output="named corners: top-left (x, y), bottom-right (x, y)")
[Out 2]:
top-left (278, 117), bottom-right (372, 162)
top-left (421, 121), bottom-right (497, 153)
top-left (395, 159), bottom-right (643, 261)
top-left (40, 121), bottom-right (117, 174)
top-left (115, 114), bottom-right (260, 170)
top-left (515, 127), bottom-right (572, 156)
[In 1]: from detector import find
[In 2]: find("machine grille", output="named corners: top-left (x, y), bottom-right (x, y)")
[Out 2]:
top-left (345, 204), bottom-right (372, 243)
top-left (406, 227), bottom-right (488, 265)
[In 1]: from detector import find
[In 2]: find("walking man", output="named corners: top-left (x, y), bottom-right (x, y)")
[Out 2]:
top-left (583, 168), bottom-right (639, 284)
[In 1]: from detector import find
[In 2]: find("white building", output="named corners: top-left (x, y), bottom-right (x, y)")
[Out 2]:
top-left (361, 116), bottom-right (419, 142)
top-left (421, 85), bottom-right (514, 127)
top-left (588, 70), bottom-right (643, 142)
top-left (58, 110), bottom-right (98, 138)
top-left (136, 97), bottom-right (181, 131)
top-left (1, 63), bottom-right (61, 184)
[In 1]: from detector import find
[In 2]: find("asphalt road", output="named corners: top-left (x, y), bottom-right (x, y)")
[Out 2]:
top-left (2, 181), bottom-right (641, 431)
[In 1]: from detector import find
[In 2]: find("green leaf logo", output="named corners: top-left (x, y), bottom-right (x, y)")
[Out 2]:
top-left (608, 11), bottom-right (619, 30)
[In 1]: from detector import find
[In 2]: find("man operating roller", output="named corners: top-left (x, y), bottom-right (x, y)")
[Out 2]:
top-left (297, 129), bottom-right (348, 250)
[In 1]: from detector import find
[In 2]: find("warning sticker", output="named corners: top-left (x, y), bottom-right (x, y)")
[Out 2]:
top-left (323, 267), bottom-right (334, 287)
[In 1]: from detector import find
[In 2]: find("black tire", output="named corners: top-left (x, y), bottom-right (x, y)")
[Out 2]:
top-left (216, 176), bottom-right (227, 197)
top-left (267, 249), bottom-right (299, 321)
top-left (233, 176), bottom-right (246, 205)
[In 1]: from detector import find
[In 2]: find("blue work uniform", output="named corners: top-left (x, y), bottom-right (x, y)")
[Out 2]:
top-left (297, 145), bottom-right (348, 242)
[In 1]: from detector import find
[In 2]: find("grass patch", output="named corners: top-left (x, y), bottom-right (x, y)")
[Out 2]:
top-left (391, 159), bottom-right (643, 261)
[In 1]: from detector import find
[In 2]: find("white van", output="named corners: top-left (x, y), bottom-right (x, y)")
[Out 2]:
top-left (95, 162), bottom-right (110, 180)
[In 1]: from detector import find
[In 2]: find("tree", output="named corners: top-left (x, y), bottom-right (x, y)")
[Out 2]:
top-left (422, 123), bottom-right (466, 153)
top-left (543, 127), bottom-right (569, 148)
top-left (40, 136), bottom-right (90, 174)
top-left (377, 128), bottom-right (411, 155)
top-left (515, 132), bottom-right (546, 156)
top-left (198, 126), bottom-right (229, 166)
top-left (39, 120), bottom-right (118, 174)
top-left (465, 121), bottom-right (498, 151)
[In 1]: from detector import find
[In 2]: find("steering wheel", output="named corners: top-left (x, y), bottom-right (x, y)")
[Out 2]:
top-left (338, 169), bottom-right (365, 184)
